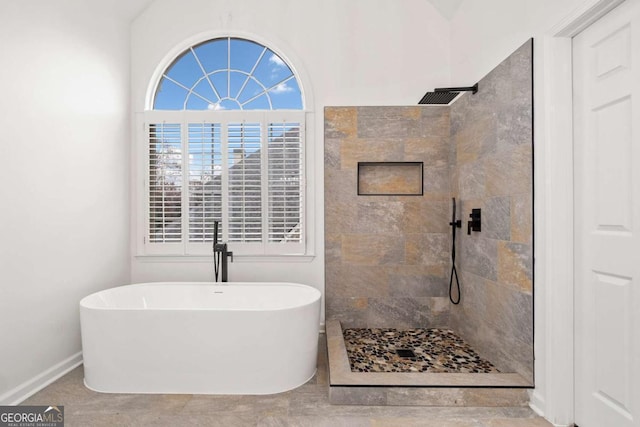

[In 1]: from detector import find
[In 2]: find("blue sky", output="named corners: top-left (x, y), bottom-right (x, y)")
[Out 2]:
top-left (154, 38), bottom-right (303, 111)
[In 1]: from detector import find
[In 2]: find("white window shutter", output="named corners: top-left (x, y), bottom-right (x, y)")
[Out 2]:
top-left (148, 123), bottom-right (182, 244)
top-left (267, 122), bottom-right (303, 244)
top-left (143, 111), bottom-right (305, 256)
top-left (187, 123), bottom-right (222, 243)
top-left (227, 122), bottom-right (263, 243)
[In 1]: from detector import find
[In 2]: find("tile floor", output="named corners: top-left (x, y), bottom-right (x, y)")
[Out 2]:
top-left (326, 320), bottom-right (529, 388)
top-left (21, 335), bottom-right (551, 427)
top-left (343, 328), bottom-right (500, 374)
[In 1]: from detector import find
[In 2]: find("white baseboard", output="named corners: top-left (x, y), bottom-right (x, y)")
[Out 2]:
top-left (529, 389), bottom-right (545, 417)
top-left (0, 352), bottom-right (83, 405)
top-left (529, 390), bottom-right (574, 427)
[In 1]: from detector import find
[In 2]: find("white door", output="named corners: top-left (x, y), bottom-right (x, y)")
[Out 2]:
top-left (574, 0), bottom-right (640, 426)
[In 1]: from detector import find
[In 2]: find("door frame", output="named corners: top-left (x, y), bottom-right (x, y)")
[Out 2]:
top-left (534, 0), bottom-right (626, 425)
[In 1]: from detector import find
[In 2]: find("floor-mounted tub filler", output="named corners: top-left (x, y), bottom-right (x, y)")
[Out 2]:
top-left (80, 282), bottom-right (321, 395)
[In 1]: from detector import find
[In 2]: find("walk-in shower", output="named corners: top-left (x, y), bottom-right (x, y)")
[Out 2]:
top-left (324, 39), bottom-right (534, 403)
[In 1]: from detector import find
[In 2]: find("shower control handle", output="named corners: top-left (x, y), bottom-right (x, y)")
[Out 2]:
top-left (467, 209), bottom-right (481, 235)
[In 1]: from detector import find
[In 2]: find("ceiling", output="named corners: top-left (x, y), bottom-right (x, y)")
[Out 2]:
top-left (102, 0), bottom-right (155, 21)
top-left (426, 0), bottom-right (465, 20)
top-left (110, 0), bottom-right (465, 23)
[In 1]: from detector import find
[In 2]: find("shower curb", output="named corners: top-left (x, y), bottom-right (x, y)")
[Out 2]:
top-left (326, 320), bottom-right (531, 406)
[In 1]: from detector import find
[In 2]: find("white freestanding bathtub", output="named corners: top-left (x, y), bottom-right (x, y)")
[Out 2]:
top-left (79, 282), bottom-right (321, 395)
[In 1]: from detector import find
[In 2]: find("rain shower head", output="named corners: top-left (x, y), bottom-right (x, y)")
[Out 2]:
top-left (418, 91), bottom-right (460, 105)
top-left (418, 83), bottom-right (479, 105)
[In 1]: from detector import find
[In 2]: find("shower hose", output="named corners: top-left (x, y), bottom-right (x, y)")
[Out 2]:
top-left (449, 198), bottom-right (461, 304)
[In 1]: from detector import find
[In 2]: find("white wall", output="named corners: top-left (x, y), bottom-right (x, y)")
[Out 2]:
top-left (0, 1), bottom-right (133, 403)
top-left (450, 0), bottom-right (585, 84)
top-left (130, 0), bottom-right (452, 320)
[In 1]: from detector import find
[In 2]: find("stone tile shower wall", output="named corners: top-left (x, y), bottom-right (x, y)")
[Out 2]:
top-left (449, 39), bottom-right (533, 382)
top-left (323, 40), bottom-right (533, 383)
top-left (324, 107), bottom-right (452, 329)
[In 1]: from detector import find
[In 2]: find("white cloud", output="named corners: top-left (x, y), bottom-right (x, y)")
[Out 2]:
top-left (208, 102), bottom-right (226, 110)
top-left (269, 54), bottom-right (286, 67)
top-left (270, 83), bottom-right (293, 94)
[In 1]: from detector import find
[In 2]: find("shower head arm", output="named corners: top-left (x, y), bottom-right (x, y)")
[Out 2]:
top-left (434, 83), bottom-right (478, 94)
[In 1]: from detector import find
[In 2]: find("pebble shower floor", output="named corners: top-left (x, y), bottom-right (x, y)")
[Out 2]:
top-left (343, 328), bottom-right (500, 374)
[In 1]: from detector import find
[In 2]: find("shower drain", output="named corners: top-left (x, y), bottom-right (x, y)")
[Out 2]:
top-left (395, 348), bottom-right (417, 359)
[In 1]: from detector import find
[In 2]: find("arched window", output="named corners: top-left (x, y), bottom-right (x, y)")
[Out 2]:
top-left (142, 37), bottom-right (306, 256)
top-left (153, 38), bottom-right (303, 111)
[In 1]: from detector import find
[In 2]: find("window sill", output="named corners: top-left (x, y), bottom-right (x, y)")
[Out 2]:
top-left (134, 254), bottom-right (316, 263)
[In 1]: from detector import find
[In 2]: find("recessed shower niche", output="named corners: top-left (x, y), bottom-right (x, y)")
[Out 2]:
top-left (357, 162), bottom-right (424, 196)
top-left (324, 39), bottom-right (533, 404)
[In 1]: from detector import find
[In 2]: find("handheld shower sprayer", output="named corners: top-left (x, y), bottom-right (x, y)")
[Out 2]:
top-left (449, 198), bottom-right (461, 304)
top-left (212, 220), bottom-right (233, 282)
top-left (450, 200), bottom-right (462, 230)
top-left (213, 221), bottom-right (221, 281)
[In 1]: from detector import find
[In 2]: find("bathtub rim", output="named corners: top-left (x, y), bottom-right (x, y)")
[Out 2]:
top-left (79, 281), bottom-right (322, 313)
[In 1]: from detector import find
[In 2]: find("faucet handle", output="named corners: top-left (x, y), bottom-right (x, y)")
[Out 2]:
top-left (467, 208), bottom-right (481, 235)
top-left (228, 251), bottom-right (234, 263)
